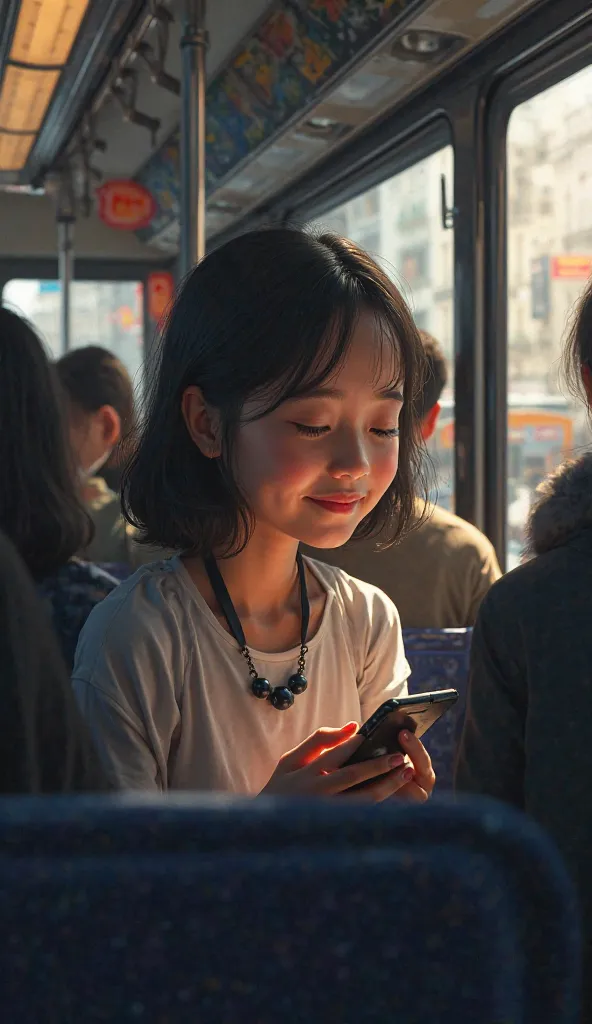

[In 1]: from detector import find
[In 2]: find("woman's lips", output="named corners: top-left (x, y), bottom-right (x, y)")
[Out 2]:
top-left (306, 496), bottom-right (362, 515)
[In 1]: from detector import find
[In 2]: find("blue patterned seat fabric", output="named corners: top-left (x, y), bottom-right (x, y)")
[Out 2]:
top-left (96, 561), bottom-right (133, 582)
top-left (0, 794), bottom-right (580, 1023)
top-left (403, 628), bottom-right (472, 791)
top-left (36, 559), bottom-right (118, 670)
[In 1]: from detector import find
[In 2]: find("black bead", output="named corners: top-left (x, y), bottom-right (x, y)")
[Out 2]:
top-left (288, 673), bottom-right (308, 695)
top-left (251, 677), bottom-right (271, 700)
top-left (269, 686), bottom-right (295, 711)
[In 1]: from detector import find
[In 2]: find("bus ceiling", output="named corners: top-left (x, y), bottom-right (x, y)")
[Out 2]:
top-left (0, 0), bottom-right (547, 261)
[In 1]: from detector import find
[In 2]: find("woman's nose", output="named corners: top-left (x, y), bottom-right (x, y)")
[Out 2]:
top-left (327, 433), bottom-right (371, 480)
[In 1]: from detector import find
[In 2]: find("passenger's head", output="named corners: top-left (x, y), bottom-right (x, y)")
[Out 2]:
top-left (0, 528), bottom-right (107, 793)
top-left (563, 278), bottom-right (592, 409)
top-left (56, 345), bottom-right (135, 479)
top-left (0, 307), bottom-right (91, 579)
top-left (124, 227), bottom-right (428, 555)
top-left (415, 330), bottom-right (448, 441)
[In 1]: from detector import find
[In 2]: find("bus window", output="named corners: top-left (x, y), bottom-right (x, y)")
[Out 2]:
top-left (506, 65), bottom-right (592, 568)
top-left (310, 145), bottom-right (455, 510)
top-left (2, 279), bottom-right (144, 387)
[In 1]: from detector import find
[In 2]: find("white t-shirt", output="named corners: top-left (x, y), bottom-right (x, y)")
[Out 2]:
top-left (72, 555), bottom-right (410, 794)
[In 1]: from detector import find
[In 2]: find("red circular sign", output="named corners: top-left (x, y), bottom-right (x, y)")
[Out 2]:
top-left (147, 272), bottom-right (175, 322)
top-left (97, 180), bottom-right (156, 231)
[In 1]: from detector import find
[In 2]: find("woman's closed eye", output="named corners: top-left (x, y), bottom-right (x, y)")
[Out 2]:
top-left (292, 423), bottom-right (399, 438)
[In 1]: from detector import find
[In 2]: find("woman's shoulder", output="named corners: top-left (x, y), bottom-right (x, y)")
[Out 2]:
top-left (73, 556), bottom-right (194, 663)
top-left (304, 555), bottom-right (400, 629)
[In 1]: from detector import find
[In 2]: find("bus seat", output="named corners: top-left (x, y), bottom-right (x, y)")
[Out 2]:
top-left (95, 561), bottom-right (132, 582)
top-left (403, 628), bottom-right (472, 791)
top-left (0, 794), bottom-right (579, 1023)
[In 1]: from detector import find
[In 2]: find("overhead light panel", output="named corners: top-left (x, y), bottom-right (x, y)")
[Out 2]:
top-left (0, 0), bottom-right (90, 173)
top-left (11, 0), bottom-right (89, 65)
top-left (0, 66), bottom-right (60, 132)
top-left (0, 133), bottom-right (35, 172)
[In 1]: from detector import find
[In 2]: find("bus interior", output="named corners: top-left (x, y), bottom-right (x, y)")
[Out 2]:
top-left (1, 0), bottom-right (590, 569)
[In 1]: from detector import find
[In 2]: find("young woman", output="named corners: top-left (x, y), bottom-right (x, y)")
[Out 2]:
top-left (0, 528), bottom-right (108, 793)
top-left (72, 228), bottom-right (434, 800)
top-left (456, 278), bottom-right (592, 1018)
top-left (0, 308), bottom-right (117, 668)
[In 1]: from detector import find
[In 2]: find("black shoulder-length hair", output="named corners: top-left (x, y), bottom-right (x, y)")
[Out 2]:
top-left (0, 528), bottom-right (108, 794)
top-left (0, 307), bottom-right (92, 579)
top-left (123, 227), bottom-right (428, 555)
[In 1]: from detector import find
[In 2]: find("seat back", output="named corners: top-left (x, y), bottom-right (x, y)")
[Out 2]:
top-left (0, 794), bottom-right (579, 1023)
top-left (96, 561), bottom-right (132, 582)
top-left (403, 628), bottom-right (472, 790)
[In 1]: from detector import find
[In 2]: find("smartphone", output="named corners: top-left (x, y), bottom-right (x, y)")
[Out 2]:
top-left (341, 690), bottom-right (459, 785)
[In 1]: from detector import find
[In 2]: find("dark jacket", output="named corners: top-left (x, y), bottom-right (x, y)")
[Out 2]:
top-left (456, 454), bottom-right (592, 1018)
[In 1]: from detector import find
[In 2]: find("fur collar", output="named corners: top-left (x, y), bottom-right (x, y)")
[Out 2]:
top-left (526, 452), bottom-right (592, 556)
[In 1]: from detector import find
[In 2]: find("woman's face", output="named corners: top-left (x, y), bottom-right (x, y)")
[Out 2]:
top-left (233, 311), bottom-right (404, 549)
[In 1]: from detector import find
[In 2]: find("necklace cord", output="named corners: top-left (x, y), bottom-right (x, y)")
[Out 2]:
top-left (203, 550), bottom-right (310, 655)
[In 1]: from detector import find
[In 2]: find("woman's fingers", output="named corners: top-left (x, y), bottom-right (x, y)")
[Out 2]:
top-left (316, 750), bottom-right (406, 796)
top-left (341, 763), bottom-right (414, 802)
top-left (396, 779), bottom-right (430, 803)
top-left (280, 722), bottom-right (358, 772)
top-left (398, 730), bottom-right (436, 795)
top-left (306, 731), bottom-right (366, 774)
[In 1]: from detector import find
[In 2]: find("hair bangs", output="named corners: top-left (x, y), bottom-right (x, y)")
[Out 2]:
top-left (367, 311), bottom-right (406, 394)
top-left (242, 297), bottom-right (361, 422)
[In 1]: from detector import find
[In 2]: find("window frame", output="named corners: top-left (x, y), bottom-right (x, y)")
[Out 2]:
top-left (286, 118), bottom-right (452, 230)
top-left (484, 30), bottom-right (592, 567)
top-left (0, 256), bottom-right (169, 366)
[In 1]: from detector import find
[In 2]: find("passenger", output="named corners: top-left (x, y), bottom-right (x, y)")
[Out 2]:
top-left (56, 345), bottom-right (138, 566)
top-left (0, 528), bottom-right (108, 793)
top-left (0, 308), bottom-right (117, 669)
top-left (73, 228), bottom-right (435, 800)
top-left (455, 278), bottom-right (592, 1018)
top-left (307, 331), bottom-right (501, 626)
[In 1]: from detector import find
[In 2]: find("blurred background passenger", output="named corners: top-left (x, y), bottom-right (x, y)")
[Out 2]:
top-left (456, 278), bottom-right (592, 1018)
top-left (309, 331), bottom-right (500, 626)
top-left (56, 345), bottom-right (163, 570)
top-left (0, 528), bottom-right (108, 794)
top-left (0, 308), bottom-right (117, 668)
top-left (56, 345), bottom-right (136, 564)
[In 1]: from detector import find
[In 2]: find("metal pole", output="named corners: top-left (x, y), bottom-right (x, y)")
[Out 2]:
top-left (58, 216), bottom-right (74, 353)
top-left (180, 0), bottom-right (207, 277)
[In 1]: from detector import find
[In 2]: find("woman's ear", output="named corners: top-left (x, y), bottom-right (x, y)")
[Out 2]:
top-left (181, 386), bottom-right (222, 458)
top-left (97, 405), bottom-right (121, 448)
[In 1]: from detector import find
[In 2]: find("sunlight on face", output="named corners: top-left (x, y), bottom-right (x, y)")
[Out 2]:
top-left (234, 311), bottom-right (403, 548)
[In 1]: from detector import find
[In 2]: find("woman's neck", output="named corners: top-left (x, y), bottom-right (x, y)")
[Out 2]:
top-left (186, 527), bottom-right (301, 619)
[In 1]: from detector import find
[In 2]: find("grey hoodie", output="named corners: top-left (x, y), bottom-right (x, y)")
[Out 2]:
top-left (456, 453), bottom-right (592, 1018)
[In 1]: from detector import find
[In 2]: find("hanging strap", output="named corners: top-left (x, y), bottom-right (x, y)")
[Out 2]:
top-left (203, 550), bottom-right (310, 650)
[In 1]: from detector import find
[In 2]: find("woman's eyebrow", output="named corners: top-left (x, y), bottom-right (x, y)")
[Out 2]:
top-left (293, 385), bottom-right (404, 402)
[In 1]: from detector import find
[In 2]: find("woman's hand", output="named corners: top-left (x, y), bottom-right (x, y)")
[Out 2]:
top-left (395, 729), bottom-right (436, 802)
top-left (260, 722), bottom-right (422, 802)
